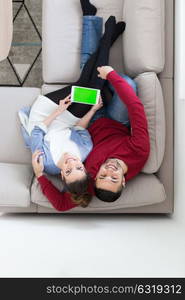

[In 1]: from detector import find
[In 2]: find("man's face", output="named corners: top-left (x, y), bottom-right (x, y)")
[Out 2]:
top-left (60, 153), bottom-right (86, 183)
top-left (95, 159), bottom-right (125, 192)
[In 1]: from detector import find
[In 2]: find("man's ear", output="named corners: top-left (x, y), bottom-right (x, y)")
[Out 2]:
top-left (61, 170), bottom-right (64, 180)
top-left (122, 177), bottom-right (126, 187)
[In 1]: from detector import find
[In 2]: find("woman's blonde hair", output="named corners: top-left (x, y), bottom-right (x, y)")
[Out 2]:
top-left (71, 192), bottom-right (92, 208)
top-left (63, 174), bottom-right (92, 208)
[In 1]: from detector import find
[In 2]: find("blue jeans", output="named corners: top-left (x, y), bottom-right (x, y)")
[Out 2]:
top-left (89, 74), bottom-right (137, 127)
top-left (81, 16), bottom-right (103, 69)
top-left (81, 16), bottom-right (137, 127)
top-left (105, 74), bottom-right (137, 127)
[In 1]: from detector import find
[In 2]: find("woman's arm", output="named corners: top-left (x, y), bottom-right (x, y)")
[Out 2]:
top-left (43, 109), bottom-right (61, 127)
top-left (30, 126), bottom-right (46, 154)
top-left (32, 149), bottom-right (44, 178)
top-left (32, 150), bottom-right (77, 211)
top-left (43, 95), bottom-right (71, 127)
top-left (76, 96), bottom-right (103, 129)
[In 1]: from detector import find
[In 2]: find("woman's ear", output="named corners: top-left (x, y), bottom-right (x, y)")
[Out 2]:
top-left (61, 170), bottom-right (64, 180)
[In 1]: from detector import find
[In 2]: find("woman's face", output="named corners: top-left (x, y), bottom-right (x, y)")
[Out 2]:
top-left (60, 153), bottom-right (86, 183)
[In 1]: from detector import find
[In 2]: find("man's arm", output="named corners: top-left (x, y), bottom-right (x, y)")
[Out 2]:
top-left (98, 66), bottom-right (150, 153)
top-left (32, 150), bottom-right (77, 211)
top-left (37, 176), bottom-right (77, 211)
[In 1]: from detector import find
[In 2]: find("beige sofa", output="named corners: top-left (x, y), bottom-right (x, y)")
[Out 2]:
top-left (0, 0), bottom-right (174, 213)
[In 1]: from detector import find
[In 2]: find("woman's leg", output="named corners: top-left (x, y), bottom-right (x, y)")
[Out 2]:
top-left (87, 16), bottom-right (116, 89)
top-left (80, 0), bottom-right (97, 16)
top-left (45, 17), bottom-right (116, 113)
top-left (67, 16), bottom-right (117, 117)
top-left (45, 18), bottom-right (125, 118)
top-left (43, 50), bottom-right (99, 106)
top-left (78, 20), bottom-right (126, 87)
top-left (45, 0), bottom-right (99, 104)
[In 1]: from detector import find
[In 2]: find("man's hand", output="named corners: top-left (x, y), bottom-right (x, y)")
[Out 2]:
top-left (97, 66), bottom-right (114, 80)
top-left (32, 150), bottom-right (44, 178)
top-left (56, 95), bottom-right (71, 114)
top-left (91, 95), bottom-right (103, 112)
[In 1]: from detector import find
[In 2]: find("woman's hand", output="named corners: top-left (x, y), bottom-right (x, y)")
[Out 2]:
top-left (56, 95), bottom-right (71, 114)
top-left (97, 66), bottom-right (114, 80)
top-left (91, 95), bottom-right (103, 112)
top-left (43, 95), bottom-right (71, 126)
top-left (32, 150), bottom-right (44, 178)
top-left (75, 96), bottom-right (103, 129)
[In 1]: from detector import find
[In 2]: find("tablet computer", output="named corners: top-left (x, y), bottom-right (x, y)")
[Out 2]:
top-left (71, 86), bottom-right (100, 105)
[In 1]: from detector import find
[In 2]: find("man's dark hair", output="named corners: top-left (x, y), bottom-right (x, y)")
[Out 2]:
top-left (94, 186), bottom-right (123, 202)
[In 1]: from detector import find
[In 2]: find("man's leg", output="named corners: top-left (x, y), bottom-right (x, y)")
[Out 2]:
top-left (81, 16), bottom-right (103, 70)
top-left (88, 74), bottom-right (132, 127)
top-left (105, 74), bottom-right (137, 127)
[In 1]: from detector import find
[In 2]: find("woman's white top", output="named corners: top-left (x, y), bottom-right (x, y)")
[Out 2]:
top-left (26, 95), bottom-right (82, 165)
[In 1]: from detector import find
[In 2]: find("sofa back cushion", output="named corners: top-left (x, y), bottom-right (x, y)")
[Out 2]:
top-left (42, 0), bottom-right (164, 83)
top-left (134, 72), bottom-right (165, 173)
top-left (123, 0), bottom-right (165, 77)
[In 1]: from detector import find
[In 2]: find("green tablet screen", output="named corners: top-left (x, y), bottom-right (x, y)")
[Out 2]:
top-left (72, 86), bottom-right (99, 105)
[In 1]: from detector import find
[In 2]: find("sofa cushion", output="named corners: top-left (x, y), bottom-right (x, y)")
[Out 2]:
top-left (134, 72), bottom-right (165, 173)
top-left (0, 87), bottom-right (40, 164)
top-left (31, 173), bottom-right (166, 211)
top-left (123, 0), bottom-right (165, 77)
top-left (41, 84), bottom-right (64, 95)
top-left (43, 0), bottom-right (81, 83)
top-left (42, 0), bottom-right (125, 83)
top-left (0, 163), bottom-right (33, 207)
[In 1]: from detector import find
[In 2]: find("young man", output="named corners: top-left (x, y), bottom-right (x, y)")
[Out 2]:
top-left (86, 66), bottom-right (150, 202)
top-left (32, 66), bottom-right (150, 208)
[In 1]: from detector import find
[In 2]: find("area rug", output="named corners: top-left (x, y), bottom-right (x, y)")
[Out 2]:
top-left (0, 0), bottom-right (42, 87)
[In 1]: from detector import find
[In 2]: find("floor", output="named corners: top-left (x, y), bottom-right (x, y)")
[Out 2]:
top-left (0, 180), bottom-right (184, 277)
